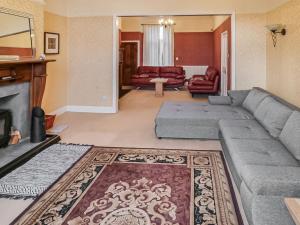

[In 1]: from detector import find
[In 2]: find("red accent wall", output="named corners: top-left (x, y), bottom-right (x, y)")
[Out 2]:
top-left (174, 32), bottom-right (214, 66)
top-left (213, 18), bottom-right (231, 89)
top-left (121, 32), bottom-right (143, 65)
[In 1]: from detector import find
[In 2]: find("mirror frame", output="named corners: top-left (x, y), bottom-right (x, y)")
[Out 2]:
top-left (0, 7), bottom-right (36, 58)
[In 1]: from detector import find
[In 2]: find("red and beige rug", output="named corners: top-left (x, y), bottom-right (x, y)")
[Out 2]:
top-left (13, 147), bottom-right (242, 225)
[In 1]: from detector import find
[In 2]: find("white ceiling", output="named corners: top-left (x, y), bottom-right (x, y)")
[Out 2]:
top-left (45, 0), bottom-right (290, 17)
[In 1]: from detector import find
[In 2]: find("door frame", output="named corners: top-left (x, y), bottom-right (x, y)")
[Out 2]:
top-left (221, 30), bottom-right (228, 96)
top-left (112, 12), bottom-right (236, 113)
top-left (121, 40), bottom-right (141, 67)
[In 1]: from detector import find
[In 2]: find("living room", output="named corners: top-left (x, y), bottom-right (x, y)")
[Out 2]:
top-left (119, 15), bottom-right (231, 97)
top-left (0, 0), bottom-right (299, 225)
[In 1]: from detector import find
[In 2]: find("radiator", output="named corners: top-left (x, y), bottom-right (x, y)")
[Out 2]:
top-left (182, 66), bottom-right (208, 79)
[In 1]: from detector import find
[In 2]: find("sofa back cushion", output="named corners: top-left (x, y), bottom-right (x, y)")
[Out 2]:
top-left (206, 67), bottom-right (218, 81)
top-left (160, 73), bottom-right (178, 78)
top-left (160, 66), bottom-right (183, 75)
top-left (242, 88), bottom-right (269, 114)
top-left (138, 66), bottom-right (159, 75)
top-left (228, 90), bottom-right (250, 106)
top-left (254, 96), bottom-right (293, 137)
top-left (279, 111), bottom-right (300, 160)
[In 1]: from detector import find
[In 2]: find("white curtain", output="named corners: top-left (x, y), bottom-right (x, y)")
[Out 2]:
top-left (143, 25), bottom-right (161, 66)
top-left (162, 25), bottom-right (174, 66)
top-left (143, 25), bottom-right (174, 66)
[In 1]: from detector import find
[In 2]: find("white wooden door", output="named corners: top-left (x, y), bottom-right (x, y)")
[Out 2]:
top-left (221, 31), bottom-right (228, 96)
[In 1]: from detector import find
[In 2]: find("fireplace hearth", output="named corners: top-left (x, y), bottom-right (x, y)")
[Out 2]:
top-left (0, 59), bottom-right (60, 178)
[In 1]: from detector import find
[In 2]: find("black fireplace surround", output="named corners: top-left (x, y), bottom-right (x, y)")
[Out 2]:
top-left (0, 109), bottom-right (12, 148)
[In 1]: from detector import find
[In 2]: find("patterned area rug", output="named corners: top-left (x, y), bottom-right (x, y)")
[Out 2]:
top-left (13, 147), bottom-right (243, 225)
top-left (0, 144), bottom-right (91, 199)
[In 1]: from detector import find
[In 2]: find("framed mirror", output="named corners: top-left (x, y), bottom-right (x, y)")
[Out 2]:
top-left (0, 7), bottom-right (36, 59)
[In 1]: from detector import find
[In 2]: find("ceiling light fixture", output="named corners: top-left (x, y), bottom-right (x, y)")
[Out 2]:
top-left (266, 24), bottom-right (287, 47)
top-left (159, 17), bottom-right (175, 26)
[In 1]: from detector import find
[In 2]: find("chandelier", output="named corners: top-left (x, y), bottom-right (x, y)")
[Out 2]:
top-left (158, 18), bottom-right (175, 26)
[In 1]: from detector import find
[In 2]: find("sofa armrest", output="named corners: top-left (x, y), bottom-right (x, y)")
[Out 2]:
top-left (208, 96), bottom-right (232, 105)
top-left (241, 165), bottom-right (300, 197)
top-left (192, 75), bottom-right (206, 79)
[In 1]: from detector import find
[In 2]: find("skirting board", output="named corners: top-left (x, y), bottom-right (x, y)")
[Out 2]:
top-left (49, 105), bottom-right (116, 115)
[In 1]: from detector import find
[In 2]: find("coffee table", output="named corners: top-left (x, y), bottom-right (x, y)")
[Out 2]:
top-left (150, 78), bottom-right (168, 97)
top-left (285, 198), bottom-right (300, 225)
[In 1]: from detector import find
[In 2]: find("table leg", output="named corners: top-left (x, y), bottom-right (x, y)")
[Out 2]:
top-left (155, 82), bottom-right (164, 97)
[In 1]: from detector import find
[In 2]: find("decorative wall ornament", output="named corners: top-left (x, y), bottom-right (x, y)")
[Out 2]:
top-left (266, 24), bottom-right (287, 47)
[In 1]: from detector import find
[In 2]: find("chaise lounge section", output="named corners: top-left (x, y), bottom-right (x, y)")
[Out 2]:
top-left (155, 87), bottom-right (300, 225)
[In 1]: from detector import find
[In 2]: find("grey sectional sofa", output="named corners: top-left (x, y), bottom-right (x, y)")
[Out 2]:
top-left (155, 87), bottom-right (300, 225)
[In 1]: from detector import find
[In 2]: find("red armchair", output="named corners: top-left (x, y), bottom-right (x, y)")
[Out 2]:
top-left (131, 66), bottom-right (185, 88)
top-left (188, 66), bottom-right (220, 96)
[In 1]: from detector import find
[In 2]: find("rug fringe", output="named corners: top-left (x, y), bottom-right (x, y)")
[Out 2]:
top-left (58, 142), bottom-right (93, 147)
top-left (0, 194), bottom-right (36, 200)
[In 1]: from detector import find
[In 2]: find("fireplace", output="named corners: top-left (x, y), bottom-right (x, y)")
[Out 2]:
top-left (0, 110), bottom-right (12, 148)
top-left (0, 82), bottom-right (31, 143)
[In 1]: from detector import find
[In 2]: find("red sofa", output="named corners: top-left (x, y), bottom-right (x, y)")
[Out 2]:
top-left (188, 66), bottom-right (220, 96)
top-left (131, 66), bottom-right (185, 88)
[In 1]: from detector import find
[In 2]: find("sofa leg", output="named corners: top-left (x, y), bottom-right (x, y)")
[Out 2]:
top-left (191, 93), bottom-right (194, 98)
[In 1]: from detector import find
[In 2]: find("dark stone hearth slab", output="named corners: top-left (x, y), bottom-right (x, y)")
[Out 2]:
top-left (0, 135), bottom-right (60, 178)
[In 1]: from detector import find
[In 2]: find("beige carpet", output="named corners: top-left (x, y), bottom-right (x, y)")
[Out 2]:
top-left (56, 90), bottom-right (221, 150)
top-left (0, 89), bottom-right (221, 225)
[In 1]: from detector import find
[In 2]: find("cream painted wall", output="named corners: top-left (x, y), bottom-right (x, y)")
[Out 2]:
top-left (0, 32), bottom-right (31, 48)
top-left (213, 15), bottom-right (230, 30)
top-left (266, 0), bottom-right (300, 107)
top-left (68, 16), bottom-right (113, 107)
top-left (236, 14), bottom-right (267, 90)
top-left (121, 16), bottom-right (215, 32)
top-left (42, 11), bottom-right (69, 113)
top-left (0, 0), bottom-right (44, 56)
top-left (46, 0), bottom-right (289, 17)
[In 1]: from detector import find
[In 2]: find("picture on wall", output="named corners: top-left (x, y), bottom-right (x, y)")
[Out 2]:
top-left (44, 32), bottom-right (60, 54)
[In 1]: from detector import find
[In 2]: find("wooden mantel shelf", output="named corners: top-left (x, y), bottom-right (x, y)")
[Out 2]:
top-left (0, 58), bottom-right (55, 65)
top-left (0, 58), bottom-right (56, 108)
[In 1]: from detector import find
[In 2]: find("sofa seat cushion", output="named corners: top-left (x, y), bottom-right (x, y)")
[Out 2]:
top-left (280, 111), bottom-right (300, 160)
top-left (131, 77), bottom-right (153, 86)
top-left (224, 139), bottom-right (299, 177)
top-left (240, 165), bottom-right (300, 196)
top-left (254, 96), bottom-right (293, 138)
top-left (242, 88), bottom-right (269, 114)
top-left (219, 119), bottom-right (272, 140)
top-left (188, 85), bottom-right (215, 90)
top-left (191, 80), bottom-right (214, 86)
top-left (142, 73), bottom-right (159, 78)
top-left (252, 196), bottom-right (296, 225)
top-left (156, 102), bottom-right (253, 128)
top-left (165, 78), bottom-right (184, 86)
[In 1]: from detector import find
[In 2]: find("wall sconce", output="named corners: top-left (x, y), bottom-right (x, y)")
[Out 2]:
top-left (266, 24), bottom-right (286, 47)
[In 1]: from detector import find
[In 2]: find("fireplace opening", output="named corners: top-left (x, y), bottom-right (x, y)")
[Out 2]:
top-left (0, 109), bottom-right (12, 148)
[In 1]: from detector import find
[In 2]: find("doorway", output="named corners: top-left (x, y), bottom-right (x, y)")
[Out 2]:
top-left (119, 41), bottom-right (139, 98)
top-left (221, 31), bottom-right (228, 96)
